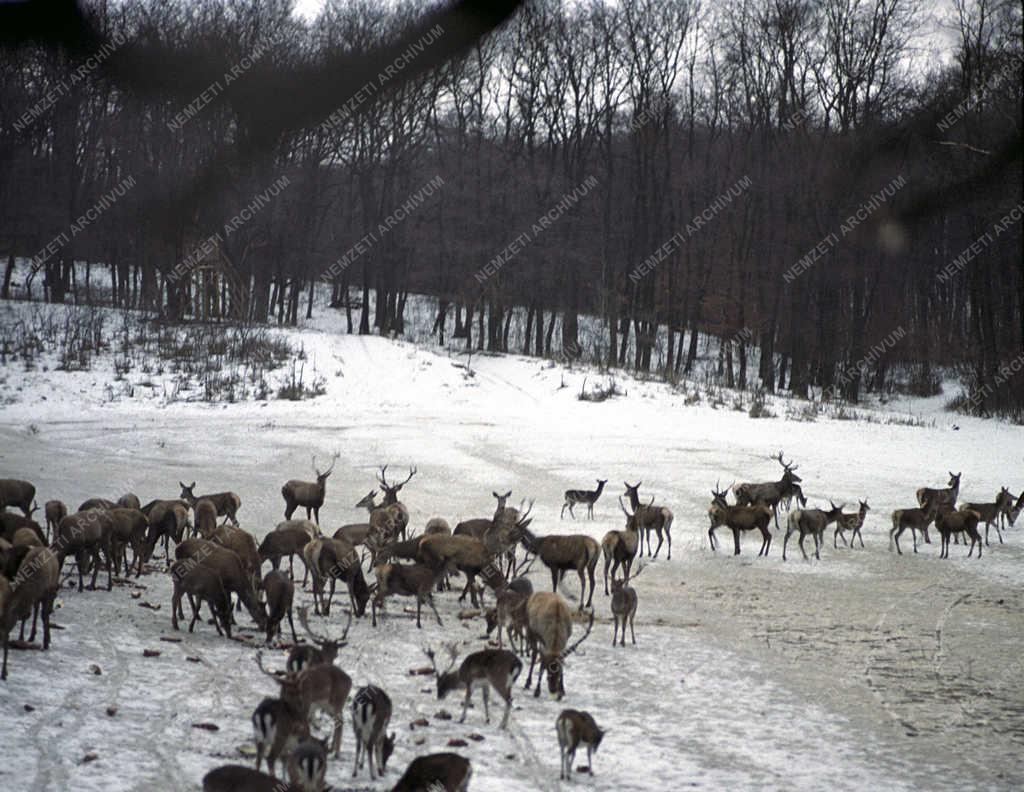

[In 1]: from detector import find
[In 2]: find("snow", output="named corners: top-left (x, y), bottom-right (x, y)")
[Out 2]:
top-left (1, 295), bottom-right (1023, 791)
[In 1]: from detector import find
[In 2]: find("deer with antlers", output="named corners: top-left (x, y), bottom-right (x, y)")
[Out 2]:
top-left (287, 607), bottom-right (351, 673)
top-left (610, 563), bottom-right (644, 647)
top-left (834, 500), bottom-right (870, 549)
top-left (707, 484), bottom-right (773, 557)
top-left (425, 643), bottom-right (523, 728)
top-left (622, 482), bottom-right (673, 560)
top-left (282, 453), bottom-right (339, 525)
top-left (603, 498), bottom-right (641, 595)
top-left (783, 502), bottom-right (844, 560)
top-left (733, 451), bottom-right (804, 530)
top-left (524, 592), bottom-right (594, 699)
top-left (959, 488), bottom-right (1013, 546)
top-left (561, 479), bottom-right (607, 520)
top-left (375, 465), bottom-right (416, 540)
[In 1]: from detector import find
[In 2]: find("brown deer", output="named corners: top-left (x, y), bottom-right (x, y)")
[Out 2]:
top-left (602, 498), bottom-right (640, 594)
top-left (252, 690), bottom-right (310, 778)
top-left (733, 451), bottom-right (804, 529)
top-left (1, 545), bottom-right (60, 679)
top-left (208, 524), bottom-right (262, 607)
top-left (264, 570), bottom-right (297, 644)
top-left (610, 564), bottom-right (644, 647)
top-left (707, 484), bottom-right (773, 556)
top-left (193, 498), bottom-right (218, 538)
top-left (287, 606), bottom-right (351, 673)
top-left (170, 557), bottom-right (233, 636)
top-left (391, 753), bottom-right (471, 792)
top-left (78, 497), bottom-right (117, 512)
top-left (425, 517), bottom-right (451, 535)
top-left (109, 507), bottom-right (149, 576)
top-left (417, 533), bottom-right (499, 608)
top-left (484, 557), bottom-right (535, 654)
top-left (55, 509), bottom-right (115, 591)
top-left (622, 482), bottom-right (673, 559)
top-left (174, 539), bottom-right (267, 631)
top-left (556, 709), bottom-right (605, 780)
top-left (259, 525), bottom-right (312, 583)
top-left (516, 525), bottom-right (599, 610)
top-left (141, 499), bottom-right (190, 563)
top-left (117, 493), bottom-right (141, 510)
top-left (889, 500), bottom-right (939, 554)
top-left (0, 478), bottom-right (36, 516)
top-left (204, 738), bottom-right (327, 791)
top-left (43, 500), bottom-right (67, 543)
top-left (936, 507), bottom-right (983, 559)
top-left (561, 480), bottom-right (607, 520)
top-left (351, 685), bottom-right (395, 780)
top-left (834, 500), bottom-right (870, 549)
top-left (371, 561), bottom-right (443, 628)
top-left (425, 644), bottom-right (523, 728)
top-left (307, 536), bottom-right (370, 617)
top-left (783, 502), bottom-right (844, 560)
top-left (256, 648), bottom-right (353, 759)
top-left (916, 472), bottom-right (961, 510)
top-left (959, 488), bottom-right (1013, 546)
top-left (524, 592), bottom-right (594, 699)
top-left (179, 481), bottom-right (241, 525)
top-left (376, 465), bottom-right (416, 540)
top-left (0, 509), bottom-right (44, 544)
top-left (282, 453), bottom-right (339, 524)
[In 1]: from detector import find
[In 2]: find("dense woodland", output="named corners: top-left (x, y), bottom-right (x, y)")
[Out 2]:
top-left (0, 0), bottom-right (1021, 414)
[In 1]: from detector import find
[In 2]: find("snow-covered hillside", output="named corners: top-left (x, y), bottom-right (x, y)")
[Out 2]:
top-left (1, 300), bottom-right (1023, 792)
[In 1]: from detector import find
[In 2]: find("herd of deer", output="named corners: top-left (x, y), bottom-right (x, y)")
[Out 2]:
top-left (0, 452), bottom-right (1018, 789)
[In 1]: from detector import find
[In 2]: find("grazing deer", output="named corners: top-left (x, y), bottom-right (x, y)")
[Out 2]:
top-left (0, 479), bottom-right (36, 517)
top-left (622, 482), bottom-right (673, 559)
top-left (43, 500), bottom-right (67, 543)
top-left (425, 517), bottom-right (451, 535)
top-left (418, 533), bottom-right (508, 608)
top-left (0, 509), bottom-right (44, 545)
top-left (287, 606), bottom-right (351, 673)
top-left (259, 526), bottom-right (312, 583)
top-left (602, 498), bottom-right (641, 594)
top-left (516, 525), bottom-right (599, 610)
top-left (484, 557), bottom-right (535, 654)
top-left (783, 502), bottom-right (844, 560)
top-left (391, 753), bottom-right (471, 792)
top-left (109, 507), bottom-right (149, 577)
top-left (936, 507), bottom-right (983, 559)
top-left (257, 648), bottom-right (353, 759)
top-left (610, 564), bottom-right (643, 647)
top-left (282, 453), bottom-right (339, 524)
top-left (141, 499), bottom-right (191, 563)
top-left (834, 500), bottom-right (870, 549)
top-left (959, 488), bottom-right (1013, 546)
top-left (0, 545), bottom-right (60, 679)
top-left (264, 570), bottom-right (297, 644)
top-left (917, 472), bottom-right (961, 511)
top-left (372, 561), bottom-right (443, 628)
top-left (425, 644), bottom-right (523, 728)
top-left (55, 509), bottom-right (115, 591)
top-left (561, 479), bottom-right (607, 520)
top-left (252, 690), bottom-right (310, 779)
top-left (733, 451), bottom-right (803, 529)
top-left (524, 592), bottom-right (594, 699)
top-left (170, 558), bottom-right (233, 636)
top-left (556, 709), bottom-right (605, 780)
top-left (117, 493), bottom-right (141, 510)
top-left (306, 536), bottom-right (370, 617)
top-left (351, 685), bottom-right (396, 780)
top-left (174, 539), bottom-right (267, 631)
top-left (179, 482), bottom-right (241, 525)
top-left (209, 525), bottom-right (262, 607)
top-left (707, 484), bottom-right (773, 556)
top-left (193, 498), bottom-right (218, 538)
top-left (889, 500), bottom-right (938, 554)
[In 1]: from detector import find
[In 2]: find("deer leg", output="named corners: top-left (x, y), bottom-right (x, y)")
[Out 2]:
top-left (550, 566), bottom-right (559, 593)
top-left (482, 684), bottom-right (491, 723)
top-left (586, 562), bottom-right (596, 608)
top-left (782, 529), bottom-right (791, 561)
top-left (460, 686), bottom-right (471, 722)
top-left (732, 528), bottom-right (741, 556)
top-left (41, 594), bottom-right (53, 650)
top-left (352, 733), bottom-right (362, 778)
top-left (612, 615), bottom-right (618, 646)
top-left (560, 502), bottom-right (567, 519)
top-left (798, 532), bottom-right (808, 561)
top-left (28, 602), bottom-right (39, 642)
top-left (427, 594), bottom-right (443, 627)
top-left (525, 644), bottom-right (538, 689)
top-left (652, 528), bottom-right (664, 559)
top-left (993, 521), bottom-right (1004, 544)
top-left (630, 610), bottom-right (636, 645)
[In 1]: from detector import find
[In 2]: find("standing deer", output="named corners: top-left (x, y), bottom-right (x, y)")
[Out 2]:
top-left (1, 545), bottom-right (60, 679)
top-left (174, 539), bottom-right (267, 631)
top-left (936, 507), bottom-right (983, 558)
top-left (733, 451), bottom-right (804, 529)
top-left (524, 592), bottom-right (594, 699)
top-left (916, 472), bottom-right (961, 511)
top-left (170, 558), bottom-right (233, 637)
top-left (252, 687), bottom-right (310, 778)
top-left (556, 709), bottom-right (605, 780)
top-left (287, 607), bottom-right (351, 674)
top-left (264, 570), bottom-right (297, 644)
top-left (561, 479), bottom-right (607, 520)
top-left (351, 685), bottom-right (395, 780)
top-left (485, 564), bottom-right (535, 655)
top-left (43, 500), bottom-right (67, 543)
top-left (371, 561), bottom-right (443, 628)
top-left (307, 536), bottom-right (370, 617)
top-left (55, 510), bottom-right (115, 591)
top-left (707, 484), bottom-right (773, 556)
top-left (391, 753), bottom-right (471, 792)
top-left (376, 465), bottom-right (416, 540)
top-left (959, 488), bottom-right (1013, 546)
top-left (610, 564), bottom-right (643, 647)
top-left (783, 502), bottom-right (844, 560)
top-left (179, 482), bottom-right (241, 525)
top-left (425, 644), bottom-right (523, 728)
top-left (834, 500), bottom-right (870, 549)
top-left (602, 498), bottom-right (641, 594)
top-left (890, 500), bottom-right (939, 554)
top-left (622, 482), bottom-right (673, 559)
top-left (282, 453), bottom-right (339, 524)
top-left (516, 526), bottom-right (599, 610)
top-left (0, 479), bottom-right (36, 517)
top-left (259, 526), bottom-right (312, 583)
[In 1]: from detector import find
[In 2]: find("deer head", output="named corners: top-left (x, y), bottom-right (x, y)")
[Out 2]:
top-left (827, 500), bottom-right (844, 519)
top-left (298, 606), bottom-right (351, 664)
top-left (492, 490), bottom-right (512, 510)
top-left (378, 465), bottom-right (416, 504)
top-left (355, 490), bottom-right (378, 510)
top-left (313, 452), bottom-right (339, 484)
top-left (710, 480), bottom-right (730, 506)
top-left (859, 499), bottom-right (870, 514)
top-left (773, 451), bottom-right (801, 483)
top-left (547, 611), bottom-right (595, 699)
top-left (423, 643), bottom-right (461, 699)
top-left (179, 481), bottom-right (197, 502)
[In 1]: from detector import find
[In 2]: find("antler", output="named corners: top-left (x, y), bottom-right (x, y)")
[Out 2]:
top-left (298, 606), bottom-right (351, 647)
top-left (423, 643), bottom-right (459, 676)
top-left (562, 611), bottom-right (595, 659)
top-left (618, 496), bottom-right (633, 517)
top-left (512, 552), bottom-right (536, 579)
top-left (376, 465), bottom-right (390, 488)
top-left (255, 650), bottom-right (285, 681)
top-left (324, 451), bottom-right (340, 475)
top-left (774, 450), bottom-right (798, 471)
top-left (628, 562), bottom-right (646, 582)
top-left (396, 466), bottom-right (417, 487)
top-left (517, 499), bottom-right (534, 525)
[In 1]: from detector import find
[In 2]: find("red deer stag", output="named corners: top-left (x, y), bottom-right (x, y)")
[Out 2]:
top-left (707, 484), bottom-right (773, 556)
top-left (282, 453), bottom-right (339, 524)
top-left (733, 451), bottom-right (804, 529)
top-left (425, 644), bottom-right (523, 728)
top-left (524, 592), bottom-right (594, 699)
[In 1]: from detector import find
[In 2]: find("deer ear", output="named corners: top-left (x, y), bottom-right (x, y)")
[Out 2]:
top-left (179, 481), bottom-right (186, 489)
top-left (190, 481), bottom-right (196, 489)
top-left (492, 492), bottom-right (500, 499)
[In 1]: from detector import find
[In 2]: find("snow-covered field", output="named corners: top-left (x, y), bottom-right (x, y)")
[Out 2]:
top-left (1, 302), bottom-right (1023, 791)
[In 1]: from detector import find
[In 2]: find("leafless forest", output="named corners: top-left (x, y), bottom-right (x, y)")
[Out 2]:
top-left (0, 0), bottom-right (1021, 414)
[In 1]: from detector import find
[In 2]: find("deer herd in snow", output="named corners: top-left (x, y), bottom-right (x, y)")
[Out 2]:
top-left (0, 451), bottom-right (1020, 790)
